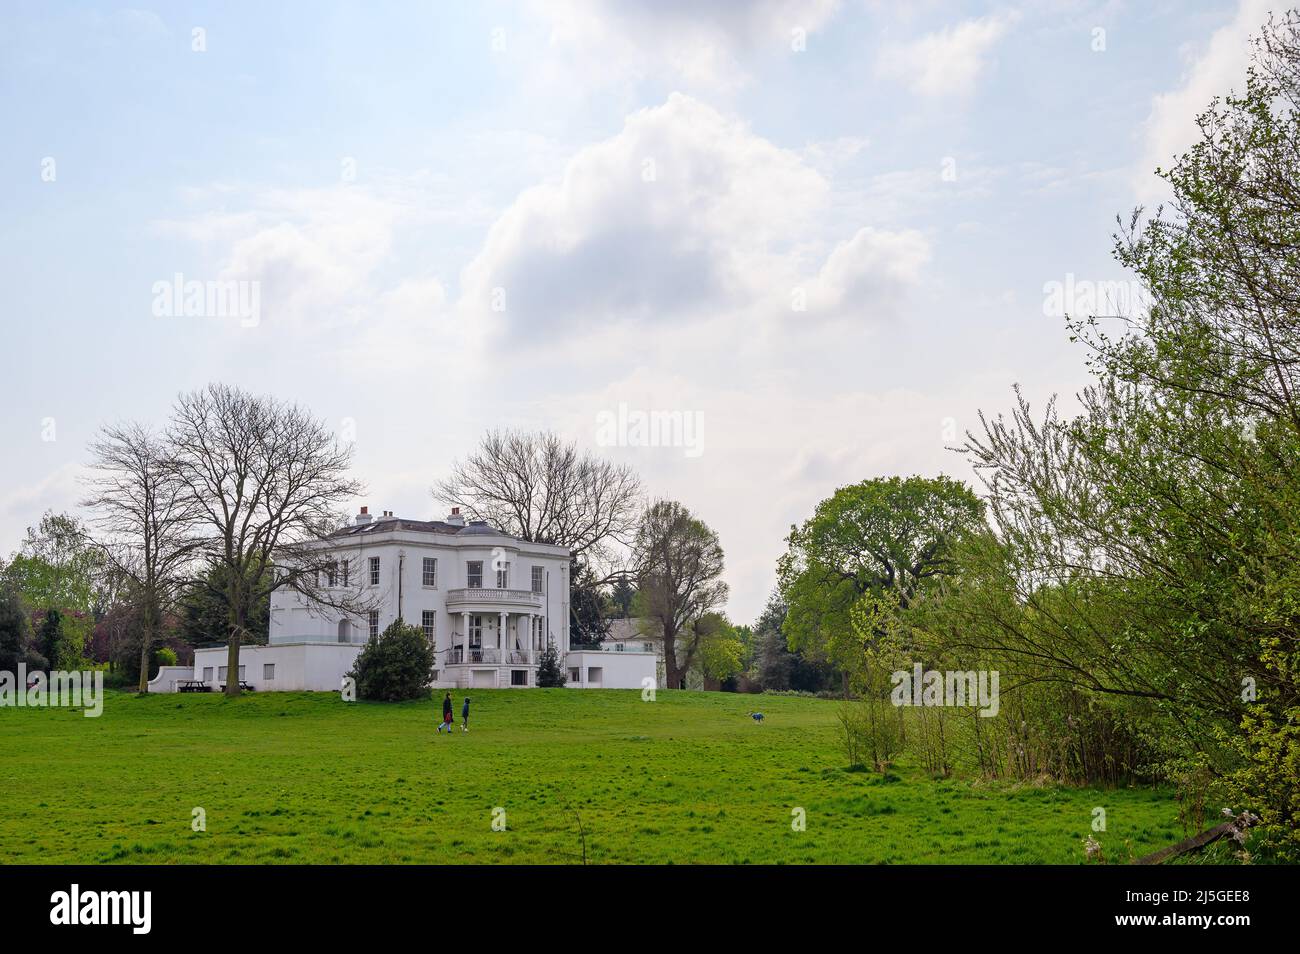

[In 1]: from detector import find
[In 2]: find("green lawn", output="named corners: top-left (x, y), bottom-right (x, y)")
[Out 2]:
top-left (0, 688), bottom-right (1182, 864)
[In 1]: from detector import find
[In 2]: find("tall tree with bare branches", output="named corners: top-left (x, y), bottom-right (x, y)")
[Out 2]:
top-left (632, 500), bottom-right (728, 689)
top-left (83, 422), bottom-right (200, 692)
top-left (435, 428), bottom-right (643, 579)
top-left (167, 383), bottom-right (370, 696)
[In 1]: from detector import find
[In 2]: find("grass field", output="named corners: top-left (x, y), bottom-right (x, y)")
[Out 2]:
top-left (0, 688), bottom-right (1184, 864)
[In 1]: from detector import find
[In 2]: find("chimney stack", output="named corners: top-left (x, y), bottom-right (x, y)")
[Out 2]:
top-left (355, 506), bottom-right (373, 526)
top-left (446, 506), bottom-right (465, 527)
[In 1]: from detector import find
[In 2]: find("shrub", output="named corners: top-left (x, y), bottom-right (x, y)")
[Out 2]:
top-left (347, 618), bottom-right (435, 701)
top-left (838, 696), bottom-right (904, 772)
top-left (154, 646), bottom-right (178, 668)
top-left (536, 642), bottom-right (566, 687)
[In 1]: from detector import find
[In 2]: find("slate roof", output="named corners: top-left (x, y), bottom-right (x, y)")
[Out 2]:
top-left (328, 517), bottom-right (512, 540)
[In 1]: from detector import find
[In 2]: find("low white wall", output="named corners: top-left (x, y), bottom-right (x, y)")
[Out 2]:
top-left (146, 665), bottom-right (194, 693)
top-left (192, 642), bottom-right (363, 692)
top-left (565, 650), bottom-right (656, 689)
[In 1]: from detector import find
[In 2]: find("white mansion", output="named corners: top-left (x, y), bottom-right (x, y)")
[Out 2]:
top-left (185, 507), bottom-right (656, 692)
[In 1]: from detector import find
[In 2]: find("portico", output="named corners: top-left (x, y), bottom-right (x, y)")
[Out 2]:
top-left (444, 586), bottom-right (549, 685)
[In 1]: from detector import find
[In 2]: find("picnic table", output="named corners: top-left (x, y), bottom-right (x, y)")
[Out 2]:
top-left (177, 679), bottom-right (212, 693)
top-left (217, 682), bottom-right (256, 692)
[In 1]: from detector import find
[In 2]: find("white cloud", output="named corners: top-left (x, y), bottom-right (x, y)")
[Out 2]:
top-left (458, 93), bottom-right (929, 339)
top-left (1135, 0), bottom-right (1271, 200)
top-left (532, 0), bottom-right (842, 93)
top-left (0, 463), bottom-right (84, 562)
top-left (811, 226), bottom-right (930, 312)
top-left (876, 12), bottom-right (1019, 98)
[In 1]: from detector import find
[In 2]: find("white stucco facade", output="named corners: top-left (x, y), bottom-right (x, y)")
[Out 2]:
top-left (183, 507), bottom-right (656, 692)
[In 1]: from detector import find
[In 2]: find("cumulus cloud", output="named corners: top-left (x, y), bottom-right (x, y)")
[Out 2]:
top-left (1135, 0), bottom-right (1271, 200)
top-left (876, 12), bottom-right (1019, 98)
top-left (533, 0), bottom-right (842, 92)
top-left (458, 93), bottom-right (930, 339)
top-left (154, 185), bottom-right (408, 330)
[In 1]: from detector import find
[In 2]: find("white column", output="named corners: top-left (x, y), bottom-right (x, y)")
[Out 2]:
top-left (528, 615), bottom-right (535, 666)
top-left (499, 612), bottom-right (506, 658)
top-left (462, 612), bottom-right (469, 660)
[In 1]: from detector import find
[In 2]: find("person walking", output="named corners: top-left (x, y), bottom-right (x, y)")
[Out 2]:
top-left (461, 696), bottom-right (471, 732)
top-left (437, 691), bottom-right (454, 734)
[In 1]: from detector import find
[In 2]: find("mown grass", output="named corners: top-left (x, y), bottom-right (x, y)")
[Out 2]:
top-left (0, 688), bottom-right (1182, 864)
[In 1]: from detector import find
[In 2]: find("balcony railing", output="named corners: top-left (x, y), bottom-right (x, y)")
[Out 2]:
top-left (449, 647), bottom-right (497, 664)
top-left (445, 587), bottom-right (543, 608)
top-left (447, 647), bottom-right (537, 665)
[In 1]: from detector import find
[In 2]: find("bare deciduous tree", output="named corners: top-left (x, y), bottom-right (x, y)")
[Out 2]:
top-left (83, 422), bottom-right (200, 692)
top-left (632, 500), bottom-right (728, 689)
top-left (168, 383), bottom-right (372, 696)
top-left (435, 429), bottom-right (642, 580)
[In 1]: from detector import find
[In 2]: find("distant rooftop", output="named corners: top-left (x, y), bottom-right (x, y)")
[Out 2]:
top-left (328, 506), bottom-right (532, 544)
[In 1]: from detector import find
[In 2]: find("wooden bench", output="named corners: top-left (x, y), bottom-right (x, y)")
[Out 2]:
top-left (177, 680), bottom-right (211, 693)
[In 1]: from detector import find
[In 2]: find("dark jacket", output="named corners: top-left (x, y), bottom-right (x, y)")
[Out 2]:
top-left (462, 699), bottom-right (470, 716)
top-left (442, 696), bottom-right (453, 717)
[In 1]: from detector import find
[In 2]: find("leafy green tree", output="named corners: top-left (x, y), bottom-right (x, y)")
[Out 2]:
top-left (0, 584), bottom-right (36, 674)
top-left (2, 512), bottom-right (104, 615)
top-left (943, 11), bottom-right (1300, 854)
top-left (35, 609), bottom-right (88, 671)
top-left (777, 476), bottom-right (983, 692)
top-left (178, 563), bottom-right (270, 647)
top-left (610, 576), bottom-right (636, 618)
top-left (569, 559), bottom-right (611, 649)
top-left (347, 618), bottom-right (435, 701)
top-left (691, 612), bottom-right (745, 688)
top-left (750, 592), bottom-right (836, 693)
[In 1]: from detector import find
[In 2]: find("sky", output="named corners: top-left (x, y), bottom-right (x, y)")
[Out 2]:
top-left (0, 0), bottom-right (1280, 624)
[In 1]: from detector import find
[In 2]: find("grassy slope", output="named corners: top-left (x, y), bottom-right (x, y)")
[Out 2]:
top-left (0, 688), bottom-right (1182, 864)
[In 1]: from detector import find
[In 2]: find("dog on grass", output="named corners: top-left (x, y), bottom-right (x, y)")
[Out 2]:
top-left (748, 711), bottom-right (765, 723)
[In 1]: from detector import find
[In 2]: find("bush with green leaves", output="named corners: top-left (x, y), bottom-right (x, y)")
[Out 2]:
top-left (536, 642), bottom-right (567, 687)
top-left (347, 618), bottom-right (435, 701)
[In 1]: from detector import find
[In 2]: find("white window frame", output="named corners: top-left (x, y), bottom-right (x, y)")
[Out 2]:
top-left (421, 610), bottom-right (436, 643)
top-left (468, 614), bottom-right (482, 649)
top-left (531, 566), bottom-right (543, 593)
top-left (496, 562), bottom-right (510, 590)
top-left (369, 556), bottom-right (380, 586)
top-left (422, 557), bottom-right (437, 588)
top-left (368, 610), bottom-right (379, 639)
top-left (467, 560), bottom-right (483, 589)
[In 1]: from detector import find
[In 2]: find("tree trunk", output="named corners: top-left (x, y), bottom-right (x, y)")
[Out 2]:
top-left (137, 612), bottom-right (153, 694)
top-left (225, 581), bottom-right (244, 697)
top-left (662, 628), bottom-right (681, 689)
top-left (225, 633), bottom-right (242, 697)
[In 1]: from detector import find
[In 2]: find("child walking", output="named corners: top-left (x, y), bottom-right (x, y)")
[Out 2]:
top-left (437, 690), bottom-right (454, 734)
top-left (461, 696), bottom-right (471, 732)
